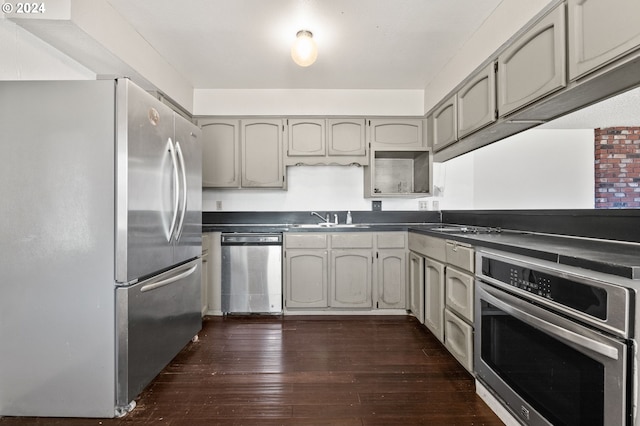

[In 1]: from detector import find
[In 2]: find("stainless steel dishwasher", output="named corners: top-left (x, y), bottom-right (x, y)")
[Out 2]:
top-left (221, 233), bottom-right (283, 314)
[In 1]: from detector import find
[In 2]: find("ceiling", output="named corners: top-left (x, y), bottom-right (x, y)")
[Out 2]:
top-left (106, 0), bottom-right (503, 90)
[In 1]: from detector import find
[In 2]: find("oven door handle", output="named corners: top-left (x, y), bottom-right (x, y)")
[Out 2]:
top-left (482, 285), bottom-right (620, 360)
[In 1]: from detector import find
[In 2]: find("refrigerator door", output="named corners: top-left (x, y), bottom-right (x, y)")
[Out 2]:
top-left (115, 258), bottom-right (202, 409)
top-left (173, 113), bottom-right (203, 264)
top-left (0, 80), bottom-right (117, 417)
top-left (116, 79), bottom-right (177, 284)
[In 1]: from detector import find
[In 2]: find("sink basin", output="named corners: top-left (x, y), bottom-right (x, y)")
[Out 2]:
top-left (290, 223), bottom-right (370, 229)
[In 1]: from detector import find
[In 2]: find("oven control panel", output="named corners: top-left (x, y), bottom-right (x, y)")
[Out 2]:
top-left (482, 257), bottom-right (608, 321)
top-left (509, 268), bottom-right (552, 298)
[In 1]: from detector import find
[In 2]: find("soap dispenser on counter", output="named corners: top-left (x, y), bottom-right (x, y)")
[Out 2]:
top-left (346, 211), bottom-right (352, 224)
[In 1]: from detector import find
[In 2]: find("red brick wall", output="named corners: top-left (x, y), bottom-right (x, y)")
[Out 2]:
top-left (595, 127), bottom-right (640, 208)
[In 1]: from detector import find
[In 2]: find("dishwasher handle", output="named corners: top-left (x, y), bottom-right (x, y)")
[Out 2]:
top-left (221, 233), bottom-right (283, 245)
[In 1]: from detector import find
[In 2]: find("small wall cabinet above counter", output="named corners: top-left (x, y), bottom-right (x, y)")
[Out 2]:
top-left (285, 118), bottom-right (367, 166)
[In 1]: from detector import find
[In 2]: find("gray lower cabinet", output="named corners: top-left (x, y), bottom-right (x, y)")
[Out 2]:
top-left (284, 234), bottom-right (329, 308)
top-left (443, 308), bottom-right (474, 372)
top-left (424, 257), bottom-right (445, 342)
top-left (286, 249), bottom-right (329, 308)
top-left (376, 250), bottom-right (406, 309)
top-left (457, 62), bottom-right (496, 138)
top-left (443, 241), bottom-right (475, 373)
top-left (497, 3), bottom-right (566, 116)
top-left (409, 252), bottom-right (425, 324)
top-left (568, 0), bottom-right (640, 80)
top-left (285, 232), bottom-right (407, 311)
top-left (330, 249), bottom-right (373, 308)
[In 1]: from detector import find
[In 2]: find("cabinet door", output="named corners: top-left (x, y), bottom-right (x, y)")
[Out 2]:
top-left (498, 4), bottom-right (566, 116)
top-left (431, 95), bottom-right (457, 151)
top-left (568, 0), bottom-right (640, 80)
top-left (408, 252), bottom-right (425, 324)
top-left (327, 119), bottom-right (366, 156)
top-left (457, 63), bottom-right (496, 138)
top-left (201, 120), bottom-right (240, 187)
top-left (285, 250), bottom-right (328, 308)
top-left (424, 258), bottom-right (445, 342)
top-left (330, 250), bottom-right (372, 308)
top-left (445, 266), bottom-right (474, 323)
top-left (287, 119), bottom-right (326, 156)
top-left (241, 119), bottom-right (285, 188)
top-left (444, 308), bottom-right (473, 372)
top-left (368, 119), bottom-right (424, 148)
top-left (376, 249), bottom-right (406, 309)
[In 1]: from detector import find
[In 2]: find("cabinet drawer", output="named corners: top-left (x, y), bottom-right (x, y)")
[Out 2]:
top-left (445, 266), bottom-right (474, 323)
top-left (408, 232), bottom-right (446, 261)
top-left (331, 233), bottom-right (373, 249)
top-left (376, 232), bottom-right (406, 249)
top-left (445, 240), bottom-right (474, 273)
top-left (444, 308), bottom-right (473, 372)
top-left (285, 233), bottom-right (328, 249)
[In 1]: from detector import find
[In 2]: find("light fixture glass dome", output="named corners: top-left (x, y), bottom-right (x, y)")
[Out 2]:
top-left (291, 30), bottom-right (318, 67)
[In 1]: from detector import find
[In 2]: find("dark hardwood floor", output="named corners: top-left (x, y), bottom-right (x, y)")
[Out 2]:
top-left (0, 315), bottom-right (503, 425)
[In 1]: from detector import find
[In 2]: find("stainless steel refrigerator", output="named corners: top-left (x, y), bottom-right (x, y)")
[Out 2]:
top-left (0, 78), bottom-right (202, 418)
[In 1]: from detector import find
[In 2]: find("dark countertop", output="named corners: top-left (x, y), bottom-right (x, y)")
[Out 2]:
top-left (409, 226), bottom-right (640, 280)
top-left (203, 222), bottom-right (640, 280)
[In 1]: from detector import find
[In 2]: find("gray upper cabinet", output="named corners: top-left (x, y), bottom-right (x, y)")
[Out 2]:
top-left (457, 63), bottom-right (496, 138)
top-left (241, 119), bottom-right (285, 188)
top-left (368, 119), bottom-right (424, 148)
top-left (430, 95), bottom-right (457, 152)
top-left (327, 118), bottom-right (366, 156)
top-left (201, 119), bottom-right (240, 188)
top-left (287, 119), bottom-right (325, 157)
top-left (497, 3), bottom-right (566, 117)
top-left (285, 118), bottom-right (366, 165)
top-left (568, 0), bottom-right (640, 80)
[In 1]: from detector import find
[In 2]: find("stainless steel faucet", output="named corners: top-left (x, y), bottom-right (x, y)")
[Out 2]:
top-left (311, 211), bottom-right (330, 223)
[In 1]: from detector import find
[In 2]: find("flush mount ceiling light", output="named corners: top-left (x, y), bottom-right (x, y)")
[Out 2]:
top-left (291, 30), bottom-right (318, 67)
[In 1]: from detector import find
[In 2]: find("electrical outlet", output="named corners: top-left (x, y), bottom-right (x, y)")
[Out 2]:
top-left (372, 201), bottom-right (382, 211)
top-left (418, 201), bottom-right (428, 210)
top-left (216, 200), bottom-right (222, 210)
top-left (432, 200), bottom-right (440, 211)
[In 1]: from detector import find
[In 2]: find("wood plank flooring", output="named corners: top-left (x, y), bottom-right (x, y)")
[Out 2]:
top-left (0, 315), bottom-right (503, 425)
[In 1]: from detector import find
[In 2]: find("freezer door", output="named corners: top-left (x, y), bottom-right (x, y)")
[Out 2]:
top-left (116, 79), bottom-right (177, 283)
top-left (115, 259), bottom-right (202, 408)
top-left (173, 113), bottom-right (202, 264)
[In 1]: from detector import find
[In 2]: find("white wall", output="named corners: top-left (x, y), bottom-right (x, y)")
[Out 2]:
top-left (0, 18), bottom-right (94, 80)
top-left (202, 166), bottom-right (429, 212)
top-left (194, 89), bottom-right (424, 116)
top-left (437, 129), bottom-right (595, 210)
top-left (423, 0), bottom-right (554, 112)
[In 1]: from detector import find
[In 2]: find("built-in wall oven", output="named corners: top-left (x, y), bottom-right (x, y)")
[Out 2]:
top-left (475, 248), bottom-right (636, 426)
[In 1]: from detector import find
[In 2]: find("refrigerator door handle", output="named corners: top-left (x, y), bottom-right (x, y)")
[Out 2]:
top-left (167, 138), bottom-right (180, 242)
top-left (175, 141), bottom-right (188, 241)
top-left (140, 264), bottom-right (198, 293)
